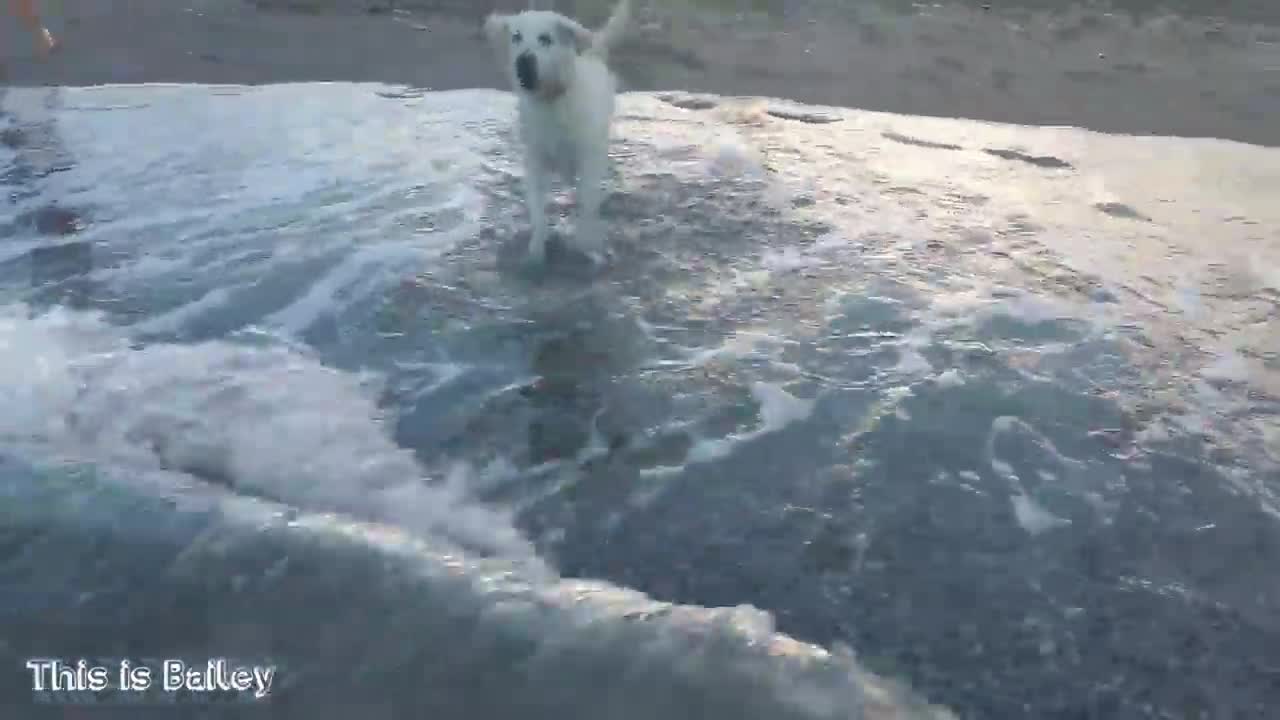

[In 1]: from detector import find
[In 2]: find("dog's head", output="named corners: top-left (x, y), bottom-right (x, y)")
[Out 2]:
top-left (484, 10), bottom-right (593, 101)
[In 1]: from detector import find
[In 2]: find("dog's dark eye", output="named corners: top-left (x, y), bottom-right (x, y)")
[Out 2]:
top-left (538, 33), bottom-right (553, 47)
top-left (511, 31), bottom-right (522, 44)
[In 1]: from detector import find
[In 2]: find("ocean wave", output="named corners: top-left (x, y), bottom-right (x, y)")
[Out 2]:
top-left (0, 304), bottom-right (953, 719)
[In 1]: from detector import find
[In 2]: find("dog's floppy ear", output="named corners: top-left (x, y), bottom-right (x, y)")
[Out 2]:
top-left (555, 18), bottom-right (594, 54)
top-left (484, 13), bottom-right (509, 51)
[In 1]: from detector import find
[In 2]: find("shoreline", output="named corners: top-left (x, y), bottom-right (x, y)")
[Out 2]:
top-left (1, 0), bottom-right (1278, 146)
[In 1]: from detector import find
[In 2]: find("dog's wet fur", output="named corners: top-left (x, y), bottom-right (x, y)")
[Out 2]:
top-left (484, 0), bottom-right (632, 267)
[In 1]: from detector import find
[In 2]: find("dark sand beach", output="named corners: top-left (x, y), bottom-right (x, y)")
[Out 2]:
top-left (3, 0), bottom-right (1279, 146)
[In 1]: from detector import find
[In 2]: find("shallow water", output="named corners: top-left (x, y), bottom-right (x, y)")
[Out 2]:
top-left (2, 83), bottom-right (1278, 718)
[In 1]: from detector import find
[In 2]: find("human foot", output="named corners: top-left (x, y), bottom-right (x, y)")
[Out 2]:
top-left (36, 28), bottom-right (57, 56)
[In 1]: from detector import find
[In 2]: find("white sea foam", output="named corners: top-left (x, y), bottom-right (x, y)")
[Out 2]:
top-left (18, 84), bottom-right (488, 336)
top-left (0, 304), bottom-right (534, 559)
top-left (1011, 494), bottom-right (1071, 536)
top-left (933, 369), bottom-right (965, 388)
top-left (686, 382), bottom-right (817, 467)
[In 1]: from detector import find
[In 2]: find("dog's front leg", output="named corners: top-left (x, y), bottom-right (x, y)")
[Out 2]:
top-left (573, 151), bottom-right (608, 264)
top-left (524, 157), bottom-right (550, 264)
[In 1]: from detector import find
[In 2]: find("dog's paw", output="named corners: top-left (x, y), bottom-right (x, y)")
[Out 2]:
top-left (527, 230), bottom-right (550, 265)
top-left (577, 237), bottom-right (611, 268)
top-left (573, 241), bottom-right (610, 269)
top-left (583, 246), bottom-right (614, 268)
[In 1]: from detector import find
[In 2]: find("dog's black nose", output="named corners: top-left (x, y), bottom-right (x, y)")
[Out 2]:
top-left (515, 52), bottom-right (537, 90)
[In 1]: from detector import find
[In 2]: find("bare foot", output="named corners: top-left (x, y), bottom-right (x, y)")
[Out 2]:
top-left (37, 28), bottom-right (57, 56)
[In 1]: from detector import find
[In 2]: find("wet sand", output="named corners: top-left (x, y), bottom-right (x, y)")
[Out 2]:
top-left (2, 0), bottom-right (1279, 146)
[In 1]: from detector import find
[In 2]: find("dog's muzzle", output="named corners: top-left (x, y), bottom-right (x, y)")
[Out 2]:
top-left (515, 52), bottom-right (537, 91)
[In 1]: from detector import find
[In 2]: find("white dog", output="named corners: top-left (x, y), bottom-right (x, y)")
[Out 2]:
top-left (484, 0), bottom-right (631, 265)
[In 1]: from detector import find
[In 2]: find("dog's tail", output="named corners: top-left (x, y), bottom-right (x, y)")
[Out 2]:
top-left (592, 0), bottom-right (632, 57)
